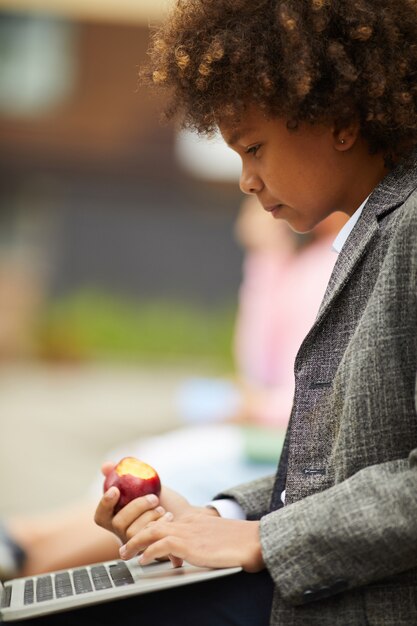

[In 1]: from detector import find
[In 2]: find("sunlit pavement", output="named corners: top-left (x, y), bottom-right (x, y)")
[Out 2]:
top-left (0, 362), bottom-right (198, 515)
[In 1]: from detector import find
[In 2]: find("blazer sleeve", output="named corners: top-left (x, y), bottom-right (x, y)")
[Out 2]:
top-left (260, 416), bottom-right (417, 605)
top-left (215, 474), bottom-right (276, 520)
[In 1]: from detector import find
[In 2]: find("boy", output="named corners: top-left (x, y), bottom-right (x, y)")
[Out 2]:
top-left (17, 1), bottom-right (417, 624)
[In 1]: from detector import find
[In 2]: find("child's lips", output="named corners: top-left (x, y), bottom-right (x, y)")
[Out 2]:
top-left (264, 203), bottom-right (284, 216)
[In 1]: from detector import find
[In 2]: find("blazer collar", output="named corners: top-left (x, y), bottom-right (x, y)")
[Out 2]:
top-left (315, 152), bottom-right (417, 326)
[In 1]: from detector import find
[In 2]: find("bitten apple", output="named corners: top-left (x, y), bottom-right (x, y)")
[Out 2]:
top-left (103, 457), bottom-right (161, 513)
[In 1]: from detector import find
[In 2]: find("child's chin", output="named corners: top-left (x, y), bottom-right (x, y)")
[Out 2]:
top-left (285, 218), bottom-right (315, 234)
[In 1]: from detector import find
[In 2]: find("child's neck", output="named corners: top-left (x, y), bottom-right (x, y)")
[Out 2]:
top-left (341, 143), bottom-right (389, 217)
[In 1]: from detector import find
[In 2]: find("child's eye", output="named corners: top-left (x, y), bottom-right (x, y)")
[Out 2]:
top-left (245, 144), bottom-right (261, 156)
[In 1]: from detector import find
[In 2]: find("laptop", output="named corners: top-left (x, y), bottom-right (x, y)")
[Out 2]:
top-left (0, 558), bottom-right (242, 621)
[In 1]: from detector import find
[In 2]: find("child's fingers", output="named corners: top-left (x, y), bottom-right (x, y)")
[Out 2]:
top-left (124, 506), bottom-right (166, 541)
top-left (94, 487), bottom-right (120, 531)
top-left (160, 512), bottom-right (182, 566)
top-left (119, 513), bottom-right (174, 560)
top-left (111, 494), bottom-right (161, 533)
top-left (101, 461), bottom-right (115, 477)
top-left (95, 493), bottom-right (163, 544)
top-left (168, 554), bottom-right (183, 568)
top-left (138, 536), bottom-right (185, 567)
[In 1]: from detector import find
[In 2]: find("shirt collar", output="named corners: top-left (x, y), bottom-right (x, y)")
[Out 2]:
top-left (332, 196), bottom-right (370, 254)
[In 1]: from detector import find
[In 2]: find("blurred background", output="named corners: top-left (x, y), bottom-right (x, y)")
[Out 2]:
top-left (0, 0), bottom-right (245, 515)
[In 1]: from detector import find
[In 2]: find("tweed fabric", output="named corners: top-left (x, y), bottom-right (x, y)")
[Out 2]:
top-left (219, 156), bottom-right (417, 625)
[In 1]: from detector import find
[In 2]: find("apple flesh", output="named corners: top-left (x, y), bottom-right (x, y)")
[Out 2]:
top-left (103, 457), bottom-right (161, 513)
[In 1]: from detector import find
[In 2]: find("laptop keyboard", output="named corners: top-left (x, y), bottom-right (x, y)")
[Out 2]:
top-left (23, 561), bottom-right (134, 605)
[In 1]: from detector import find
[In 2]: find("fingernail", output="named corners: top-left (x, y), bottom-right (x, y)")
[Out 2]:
top-left (137, 554), bottom-right (144, 564)
top-left (164, 511), bottom-right (174, 521)
top-left (119, 545), bottom-right (127, 558)
top-left (105, 487), bottom-right (118, 500)
top-left (155, 506), bottom-right (165, 514)
top-left (146, 494), bottom-right (158, 505)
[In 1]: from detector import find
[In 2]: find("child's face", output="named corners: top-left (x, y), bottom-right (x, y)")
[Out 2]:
top-left (219, 105), bottom-right (373, 233)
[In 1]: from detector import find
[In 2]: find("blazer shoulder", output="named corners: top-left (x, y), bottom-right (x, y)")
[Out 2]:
top-left (389, 192), bottom-right (417, 271)
top-left (405, 186), bottom-right (417, 210)
top-left (398, 189), bottom-right (417, 231)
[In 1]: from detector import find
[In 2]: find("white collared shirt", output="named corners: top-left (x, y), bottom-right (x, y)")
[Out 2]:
top-left (332, 196), bottom-right (369, 253)
top-left (209, 196), bottom-right (370, 519)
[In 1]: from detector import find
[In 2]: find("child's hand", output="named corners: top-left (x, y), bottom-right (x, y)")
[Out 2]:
top-left (94, 463), bottom-right (194, 546)
top-left (118, 510), bottom-right (265, 573)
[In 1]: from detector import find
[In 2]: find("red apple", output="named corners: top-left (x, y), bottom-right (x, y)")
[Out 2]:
top-left (103, 457), bottom-right (161, 513)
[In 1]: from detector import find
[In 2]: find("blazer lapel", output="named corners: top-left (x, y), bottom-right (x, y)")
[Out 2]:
top-left (315, 154), bottom-right (417, 330)
top-left (315, 202), bottom-right (379, 325)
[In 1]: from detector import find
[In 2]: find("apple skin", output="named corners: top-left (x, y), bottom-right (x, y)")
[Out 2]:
top-left (103, 457), bottom-right (161, 513)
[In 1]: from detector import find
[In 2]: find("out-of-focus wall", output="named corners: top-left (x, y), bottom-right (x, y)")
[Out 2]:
top-left (0, 0), bottom-right (171, 24)
top-left (0, 10), bottom-right (243, 361)
top-left (0, 4), bottom-right (242, 514)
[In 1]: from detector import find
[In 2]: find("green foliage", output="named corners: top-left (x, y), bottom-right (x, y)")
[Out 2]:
top-left (36, 289), bottom-right (236, 370)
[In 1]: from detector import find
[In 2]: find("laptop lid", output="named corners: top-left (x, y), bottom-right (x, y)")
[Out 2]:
top-left (0, 558), bottom-right (241, 622)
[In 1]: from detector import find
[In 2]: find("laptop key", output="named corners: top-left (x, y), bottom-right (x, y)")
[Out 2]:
top-left (72, 569), bottom-right (93, 594)
top-left (55, 572), bottom-right (74, 598)
top-left (109, 562), bottom-right (135, 587)
top-left (36, 576), bottom-right (53, 602)
top-left (23, 579), bottom-right (34, 605)
top-left (1, 585), bottom-right (12, 608)
top-left (91, 565), bottom-right (113, 590)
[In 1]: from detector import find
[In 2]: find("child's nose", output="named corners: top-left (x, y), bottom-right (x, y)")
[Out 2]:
top-left (239, 168), bottom-right (263, 195)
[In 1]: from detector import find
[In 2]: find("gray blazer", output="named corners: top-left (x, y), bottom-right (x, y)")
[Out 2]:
top-left (220, 156), bottom-right (417, 625)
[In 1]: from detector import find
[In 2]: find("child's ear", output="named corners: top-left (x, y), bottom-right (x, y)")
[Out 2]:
top-left (332, 119), bottom-right (360, 151)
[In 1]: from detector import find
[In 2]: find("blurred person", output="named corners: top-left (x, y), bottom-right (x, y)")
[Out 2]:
top-left (232, 197), bottom-right (346, 430)
top-left (1, 198), bottom-right (345, 578)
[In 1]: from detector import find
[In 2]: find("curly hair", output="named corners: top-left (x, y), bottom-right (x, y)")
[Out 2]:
top-left (142, 0), bottom-right (417, 162)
